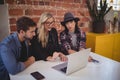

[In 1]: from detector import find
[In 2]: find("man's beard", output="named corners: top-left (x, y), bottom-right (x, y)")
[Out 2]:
top-left (23, 35), bottom-right (31, 41)
top-left (23, 35), bottom-right (32, 45)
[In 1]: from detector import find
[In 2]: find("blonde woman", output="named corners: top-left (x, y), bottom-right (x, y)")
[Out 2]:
top-left (30, 12), bottom-right (67, 61)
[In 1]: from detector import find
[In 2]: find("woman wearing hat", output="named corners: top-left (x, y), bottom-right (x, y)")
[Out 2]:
top-left (30, 12), bottom-right (67, 61)
top-left (60, 12), bottom-right (86, 55)
top-left (60, 12), bottom-right (93, 62)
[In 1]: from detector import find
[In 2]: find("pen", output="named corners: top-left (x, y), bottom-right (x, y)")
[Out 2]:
top-left (91, 59), bottom-right (99, 63)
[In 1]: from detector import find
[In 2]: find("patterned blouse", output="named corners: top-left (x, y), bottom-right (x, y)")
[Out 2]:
top-left (60, 30), bottom-right (86, 55)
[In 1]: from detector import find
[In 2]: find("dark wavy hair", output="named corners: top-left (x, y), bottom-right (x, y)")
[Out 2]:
top-left (16, 16), bottom-right (36, 33)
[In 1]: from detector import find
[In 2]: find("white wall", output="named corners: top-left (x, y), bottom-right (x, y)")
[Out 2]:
top-left (0, 4), bottom-right (10, 42)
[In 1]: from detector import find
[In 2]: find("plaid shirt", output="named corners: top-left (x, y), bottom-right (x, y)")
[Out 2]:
top-left (60, 30), bottom-right (86, 54)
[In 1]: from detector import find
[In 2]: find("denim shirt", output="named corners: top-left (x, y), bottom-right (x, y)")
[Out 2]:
top-left (0, 32), bottom-right (26, 80)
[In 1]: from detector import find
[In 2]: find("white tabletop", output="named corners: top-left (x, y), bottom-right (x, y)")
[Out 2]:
top-left (10, 52), bottom-right (120, 80)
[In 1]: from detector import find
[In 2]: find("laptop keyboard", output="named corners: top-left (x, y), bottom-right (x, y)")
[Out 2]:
top-left (60, 67), bottom-right (67, 73)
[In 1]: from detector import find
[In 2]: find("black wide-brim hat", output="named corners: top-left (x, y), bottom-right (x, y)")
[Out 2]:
top-left (61, 12), bottom-right (80, 26)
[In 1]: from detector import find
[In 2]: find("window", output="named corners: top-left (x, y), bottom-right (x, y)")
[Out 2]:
top-left (97, 0), bottom-right (120, 11)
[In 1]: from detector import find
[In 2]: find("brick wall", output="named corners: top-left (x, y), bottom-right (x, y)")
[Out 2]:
top-left (5, 0), bottom-right (91, 32)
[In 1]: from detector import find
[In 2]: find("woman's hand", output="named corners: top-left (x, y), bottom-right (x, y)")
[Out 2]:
top-left (46, 56), bottom-right (55, 61)
top-left (88, 56), bottom-right (93, 62)
top-left (68, 49), bottom-right (76, 54)
top-left (52, 52), bottom-right (68, 61)
top-left (47, 52), bottom-right (60, 61)
top-left (52, 52), bottom-right (60, 60)
top-left (59, 52), bottom-right (68, 61)
top-left (47, 52), bottom-right (68, 62)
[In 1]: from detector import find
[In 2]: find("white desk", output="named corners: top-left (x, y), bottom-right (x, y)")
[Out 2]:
top-left (10, 52), bottom-right (120, 80)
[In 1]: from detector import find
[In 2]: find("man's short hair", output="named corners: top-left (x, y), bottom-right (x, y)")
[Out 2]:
top-left (16, 16), bottom-right (36, 33)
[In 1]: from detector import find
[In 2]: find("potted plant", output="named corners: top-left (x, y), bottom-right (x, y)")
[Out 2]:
top-left (86, 0), bottom-right (112, 33)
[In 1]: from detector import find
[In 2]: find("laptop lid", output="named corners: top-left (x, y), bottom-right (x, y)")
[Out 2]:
top-left (66, 48), bottom-right (91, 75)
top-left (52, 48), bottom-right (91, 75)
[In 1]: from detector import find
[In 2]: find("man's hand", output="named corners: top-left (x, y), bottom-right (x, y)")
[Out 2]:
top-left (28, 56), bottom-right (35, 63)
top-left (24, 56), bottom-right (35, 68)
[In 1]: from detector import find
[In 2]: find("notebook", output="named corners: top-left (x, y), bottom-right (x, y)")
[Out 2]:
top-left (52, 48), bottom-right (91, 75)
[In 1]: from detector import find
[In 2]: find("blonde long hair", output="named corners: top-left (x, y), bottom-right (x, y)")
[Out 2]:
top-left (37, 12), bottom-right (53, 47)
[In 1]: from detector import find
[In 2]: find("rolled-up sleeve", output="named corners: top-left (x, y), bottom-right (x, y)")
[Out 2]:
top-left (0, 45), bottom-right (25, 75)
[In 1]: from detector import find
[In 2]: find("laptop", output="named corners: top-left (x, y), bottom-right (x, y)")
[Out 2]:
top-left (52, 48), bottom-right (91, 75)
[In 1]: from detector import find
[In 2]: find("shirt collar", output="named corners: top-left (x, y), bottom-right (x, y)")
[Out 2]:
top-left (12, 32), bottom-right (21, 48)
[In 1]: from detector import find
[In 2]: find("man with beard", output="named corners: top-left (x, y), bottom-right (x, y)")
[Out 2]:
top-left (0, 16), bottom-right (36, 80)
